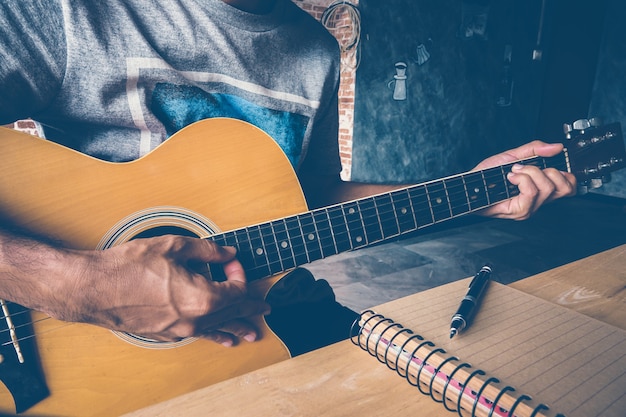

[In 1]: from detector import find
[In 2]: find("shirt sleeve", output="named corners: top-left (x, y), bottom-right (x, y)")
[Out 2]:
top-left (297, 48), bottom-right (343, 179)
top-left (0, 0), bottom-right (66, 124)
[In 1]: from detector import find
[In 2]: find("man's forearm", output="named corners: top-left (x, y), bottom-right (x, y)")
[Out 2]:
top-left (0, 227), bottom-right (76, 317)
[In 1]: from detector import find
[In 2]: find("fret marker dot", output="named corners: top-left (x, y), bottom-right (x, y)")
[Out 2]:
top-left (474, 188), bottom-right (480, 193)
top-left (280, 241), bottom-right (289, 249)
top-left (356, 236), bottom-right (363, 243)
top-left (401, 208), bottom-right (407, 215)
top-left (348, 208), bottom-right (356, 214)
top-left (255, 248), bottom-right (264, 256)
top-left (307, 233), bottom-right (315, 241)
top-left (436, 197), bottom-right (443, 204)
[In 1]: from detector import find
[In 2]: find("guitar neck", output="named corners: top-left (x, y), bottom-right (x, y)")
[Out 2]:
top-left (209, 151), bottom-right (569, 281)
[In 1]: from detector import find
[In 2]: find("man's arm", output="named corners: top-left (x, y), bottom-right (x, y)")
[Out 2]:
top-left (300, 141), bottom-right (577, 218)
top-left (0, 228), bottom-right (269, 346)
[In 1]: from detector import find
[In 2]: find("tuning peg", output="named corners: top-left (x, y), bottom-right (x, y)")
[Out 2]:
top-left (590, 178), bottom-right (604, 188)
top-left (577, 184), bottom-right (589, 195)
top-left (563, 123), bottom-right (573, 139)
top-left (588, 117), bottom-right (602, 127)
top-left (573, 119), bottom-right (591, 131)
top-left (577, 177), bottom-right (604, 194)
top-left (564, 117), bottom-right (603, 139)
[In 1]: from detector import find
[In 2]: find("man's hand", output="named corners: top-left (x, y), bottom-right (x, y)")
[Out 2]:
top-left (59, 235), bottom-right (269, 346)
top-left (474, 140), bottom-right (577, 220)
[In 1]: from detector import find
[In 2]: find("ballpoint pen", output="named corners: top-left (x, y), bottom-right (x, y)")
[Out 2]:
top-left (449, 265), bottom-right (492, 339)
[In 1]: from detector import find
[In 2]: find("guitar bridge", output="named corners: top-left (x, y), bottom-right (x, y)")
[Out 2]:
top-left (1, 299), bottom-right (24, 364)
top-left (0, 299), bottom-right (49, 413)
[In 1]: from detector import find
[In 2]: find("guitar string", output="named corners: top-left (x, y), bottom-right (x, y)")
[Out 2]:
top-left (1, 318), bottom-right (76, 347)
top-left (223, 157), bottom-right (565, 277)
top-left (0, 157), bottom-right (569, 345)
top-left (0, 311), bottom-right (62, 346)
top-left (231, 157), bottom-right (568, 278)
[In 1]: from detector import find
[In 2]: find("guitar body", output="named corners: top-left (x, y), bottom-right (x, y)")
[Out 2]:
top-left (0, 118), bottom-right (304, 416)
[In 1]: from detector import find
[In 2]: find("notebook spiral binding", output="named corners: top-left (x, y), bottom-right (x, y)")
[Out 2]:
top-left (350, 310), bottom-right (563, 417)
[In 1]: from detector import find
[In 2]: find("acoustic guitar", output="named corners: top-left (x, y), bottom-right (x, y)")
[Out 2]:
top-left (0, 118), bottom-right (624, 416)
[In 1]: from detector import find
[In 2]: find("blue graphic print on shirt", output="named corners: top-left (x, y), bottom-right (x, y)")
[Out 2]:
top-left (151, 83), bottom-right (308, 168)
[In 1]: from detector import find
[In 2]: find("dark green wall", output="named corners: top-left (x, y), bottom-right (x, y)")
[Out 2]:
top-left (351, 0), bottom-right (610, 185)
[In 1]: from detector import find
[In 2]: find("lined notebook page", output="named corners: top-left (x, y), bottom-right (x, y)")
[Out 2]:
top-left (370, 279), bottom-right (626, 417)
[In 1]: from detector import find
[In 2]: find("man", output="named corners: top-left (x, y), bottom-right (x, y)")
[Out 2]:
top-left (0, 0), bottom-right (575, 351)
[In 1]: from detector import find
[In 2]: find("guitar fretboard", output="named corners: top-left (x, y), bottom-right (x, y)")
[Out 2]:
top-left (209, 152), bottom-right (568, 281)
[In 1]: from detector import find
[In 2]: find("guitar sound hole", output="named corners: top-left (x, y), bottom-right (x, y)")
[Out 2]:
top-left (98, 207), bottom-right (222, 349)
top-left (131, 226), bottom-right (198, 239)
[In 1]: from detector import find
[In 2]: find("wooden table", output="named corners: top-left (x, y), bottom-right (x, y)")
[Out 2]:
top-left (124, 244), bottom-right (626, 417)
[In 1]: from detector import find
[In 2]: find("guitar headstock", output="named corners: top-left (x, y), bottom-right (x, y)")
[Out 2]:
top-left (563, 118), bottom-right (626, 193)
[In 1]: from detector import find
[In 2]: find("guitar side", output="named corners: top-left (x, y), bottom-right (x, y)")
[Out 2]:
top-left (0, 118), bottom-right (305, 416)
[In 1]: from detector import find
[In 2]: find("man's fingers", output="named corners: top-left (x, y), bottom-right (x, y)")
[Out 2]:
top-left (222, 257), bottom-right (246, 284)
top-left (200, 318), bottom-right (264, 347)
top-left (510, 164), bottom-right (554, 210)
top-left (506, 140), bottom-right (563, 160)
top-left (473, 141), bottom-right (564, 171)
top-left (543, 169), bottom-right (577, 200)
top-left (198, 298), bottom-right (270, 329)
top-left (177, 238), bottom-right (248, 287)
top-left (172, 237), bottom-right (237, 264)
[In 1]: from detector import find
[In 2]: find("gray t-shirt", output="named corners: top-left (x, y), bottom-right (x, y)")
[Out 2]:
top-left (0, 0), bottom-right (341, 175)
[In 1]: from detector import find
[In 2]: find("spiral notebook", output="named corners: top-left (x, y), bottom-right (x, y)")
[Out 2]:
top-left (351, 279), bottom-right (626, 417)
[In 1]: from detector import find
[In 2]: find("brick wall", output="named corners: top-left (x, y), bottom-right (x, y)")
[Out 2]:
top-left (10, 120), bottom-right (39, 136)
top-left (295, 0), bottom-right (359, 180)
top-left (10, 0), bottom-right (359, 180)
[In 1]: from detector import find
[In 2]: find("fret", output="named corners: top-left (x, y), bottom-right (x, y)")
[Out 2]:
top-left (481, 170), bottom-right (491, 205)
top-left (390, 189), bottom-right (417, 234)
top-left (313, 210), bottom-right (337, 257)
top-left (208, 229), bottom-right (257, 281)
top-left (285, 216), bottom-right (310, 267)
top-left (258, 223), bottom-right (282, 275)
top-left (357, 198), bottom-right (383, 243)
top-left (209, 233), bottom-right (226, 247)
top-left (504, 162), bottom-right (523, 198)
top-left (525, 157), bottom-right (543, 169)
top-left (233, 229), bottom-right (259, 274)
top-left (499, 165), bottom-right (519, 201)
top-left (374, 193), bottom-right (400, 238)
top-left (483, 166), bottom-right (509, 205)
top-left (425, 181), bottom-right (452, 222)
top-left (326, 206), bottom-right (351, 253)
top-left (408, 185), bottom-right (434, 228)
top-left (502, 166), bottom-right (512, 200)
top-left (342, 201), bottom-right (368, 249)
top-left (538, 157), bottom-right (548, 169)
top-left (463, 171), bottom-right (490, 211)
top-left (460, 175), bottom-right (472, 212)
top-left (222, 230), bottom-right (239, 247)
top-left (246, 226), bottom-right (272, 279)
top-left (443, 176), bottom-right (470, 217)
top-left (544, 154), bottom-right (568, 172)
top-left (298, 213), bottom-right (323, 263)
top-left (271, 220), bottom-right (296, 271)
